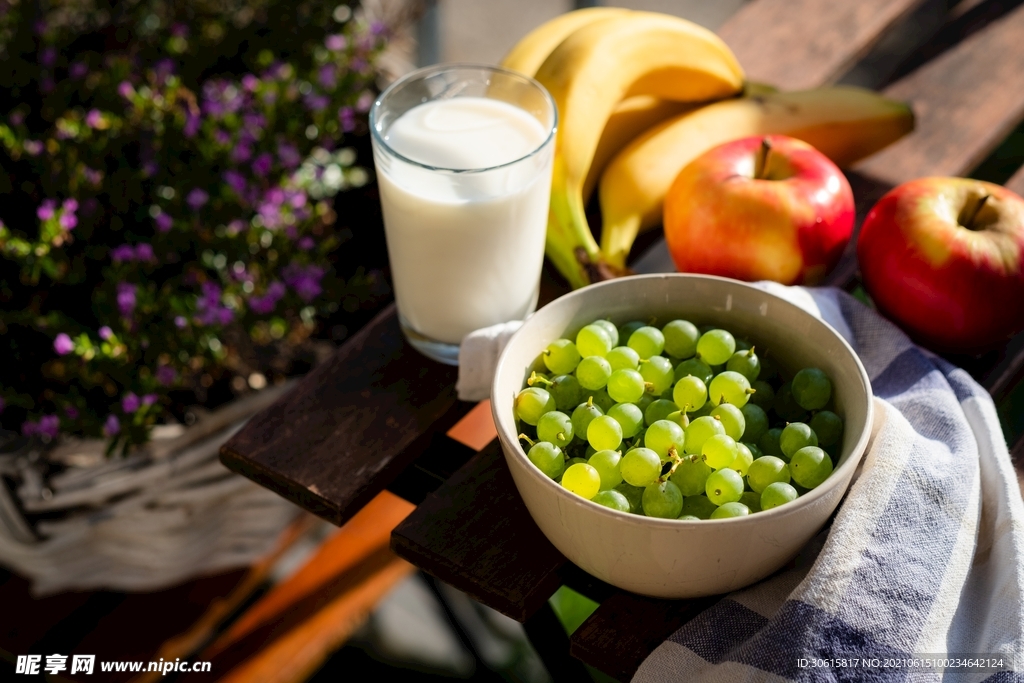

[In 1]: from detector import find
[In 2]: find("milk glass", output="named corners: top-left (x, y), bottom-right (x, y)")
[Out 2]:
top-left (370, 64), bottom-right (557, 365)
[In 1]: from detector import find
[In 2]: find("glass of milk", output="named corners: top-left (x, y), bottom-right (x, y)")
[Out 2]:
top-left (370, 64), bottom-right (557, 365)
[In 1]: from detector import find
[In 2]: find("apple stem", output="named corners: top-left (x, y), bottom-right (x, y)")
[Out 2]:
top-left (754, 138), bottom-right (772, 180)
top-left (963, 194), bottom-right (990, 231)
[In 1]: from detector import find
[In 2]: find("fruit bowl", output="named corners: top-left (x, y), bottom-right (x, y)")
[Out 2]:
top-left (490, 273), bottom-right (873, 598)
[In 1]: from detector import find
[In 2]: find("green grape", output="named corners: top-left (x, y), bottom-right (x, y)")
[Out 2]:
top-left (527, 442), bottom-right (564, 480)
top-left (726, 348), bottom-right (760, 381)
top-left (607, 403), bottom-right (644, 438)
top-left (588, 449), bottom-right (623, 490)
top-left (775, 382), bottom-right (809, 422)
top-left (732, 442), bottom-right (754, 476)
top-left (514, 387), bottom-right (556, 425)
top-left (587, 415), bottom-right (623, 451)
top-left (562, 463), bottom-right (601, 500)
top-left (759, 354), bottom-right (780, 383)
top-left (739, 491), bottom-right (761, 513)
top-left (606, 345), bottom-right (641, 372)
top-left (607, 369), bottom-right (646, 404)
top-left (639, 356), bottom-right (674, 395)
top-left (642, 480), bottom-right (684, 518)
top-left (681, 495), bottom-right (718, 520)
top-left (669, 455), bottom-right (712, 496)
top-left (576, 324), bottom-right (613, 358)
top-left (662, 319), bottom-right (699, 359)
top-left (678, 515), bottom-right (701, 521)
top-left (576, 356), bottom-right (612, 390)
top-left (702, 433), bottom-right (738, 469)
top-left (710, 403), bottom-right (745, 440)
top-left (780, 422), bottom-right (818, 459)
top-left (749, 380), bottom-right (776, 410)
top-left (705, 468), bottom-right (744, 505)
top-left (746, 456), bottom-right (791, 493)
top-left (674, 358), bottom-right (714, 386)
top-left (620, 447), bottom-right (662, 487)
top-left (566, 456), bottom-right (588, 468)
top-left (628, 326), bottom-right (666, 360)
top-left (790, 446), bottom-right (833, 489)
top-left (543, 339), bottom-right (581, 375)
top-left (645, 399), bottom-right (678, 426)
top-left (537, 411), bottom-right (574, 448)
top-left (696, 329), bottom-right (736, 365)
top-left (547, 374), bottom-right (582, 412)
top-left (740, 403), bottom-right (769, 443)
top-left (710, 501), bottom-right (750, 519)
top-left (758, 427), bottom-right (785, 459)
top-left (760, 482), bottom-right (798, 510)
top-left (792, 368), bottom-right (832, 410)
top-left (591, 319), bottom-right (619, 347)
top-left (644, 419), bottom-right (686, 458)
top-left (592, 489), bottom-right (630, 512)
top-left (584, 444), bottom-right (597, 459)
top-left (743, 441), bottom-right (763, 459)
top-left (665, 410), bottom-right (689, 430)
top-left (635, 392), bottom-right (654, 414)
top-left (571, 400), bottom-right (603, 440)
top-left (673, 375), bottom-right (708, 413)
top-left (615, 482), bottom-right (645, 513)
top-left (709, 371), bottom-right (753, 407)
top-left (618, 320), bottom-right (645, 344)
top-left (809, 410), bottom-right (844, 447)
top-left (684, 415), bottom-right (725, 455)
top-left (584, 389), bottom-right (616, 413)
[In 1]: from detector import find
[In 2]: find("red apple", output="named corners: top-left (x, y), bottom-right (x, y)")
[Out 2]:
top-left (663, 135), bottom-right (854, 285)
top-left (857, 177), bottom-right (1024, 352)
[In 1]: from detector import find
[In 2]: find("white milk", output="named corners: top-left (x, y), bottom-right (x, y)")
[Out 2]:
top-left (376, 96), bottom-right (553, 346)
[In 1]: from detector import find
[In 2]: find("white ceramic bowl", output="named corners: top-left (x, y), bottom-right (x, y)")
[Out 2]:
top-left (491, 274), bottom-right (873, 598)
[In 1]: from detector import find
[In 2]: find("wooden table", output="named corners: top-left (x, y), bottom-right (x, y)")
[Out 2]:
top-left (220, 1), bottom-right (1024, 680)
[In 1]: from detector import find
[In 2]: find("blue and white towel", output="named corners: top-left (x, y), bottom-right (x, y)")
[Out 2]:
top-left (634, 283), bottom-right (1024, 682)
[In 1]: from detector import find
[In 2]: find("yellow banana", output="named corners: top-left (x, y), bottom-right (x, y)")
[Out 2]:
top-left (599, 86), bottom-right (915, 268)
top-left (499, 7), bottom-right (631, 77)
top-left (533, 13), bottom-right (745, 288)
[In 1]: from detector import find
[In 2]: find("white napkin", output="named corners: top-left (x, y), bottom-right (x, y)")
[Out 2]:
top-left (455, 320), bottom-right (522, 401)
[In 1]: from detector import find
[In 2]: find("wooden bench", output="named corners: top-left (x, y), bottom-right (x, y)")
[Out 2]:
top-left (219, 1), bottom-right (1024, 679)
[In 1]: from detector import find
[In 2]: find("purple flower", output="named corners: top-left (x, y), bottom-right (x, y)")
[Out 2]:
top-left (171, 22), bottom-right (189, 38)
top-left (135, 243), bottom-right (155, 262)
top-left (356, 92), bottom-right (374, 113)
top-left (305, 94), bottom-right (330, 112)
top-left (371, 20), bottom-right (388, 36)
top-left (104, 414), bottom-right (120, 436)
top-left (231, 143), bottom-right (252, 163)
top-left (54, 333), bottom-right (74, 355)
top-left (69, 62), bottom-right (88, 79)
top-left (111, 244), bottom-right (136, 262)
top-left (143, 394), bottom-right (158, 406)
top-left (118, 81), bottom-right (135, 99)
top-left (122, 393), bottom-right (140, 413)
top-left (290, 191), bottom-right (307, 208)
top-left (85, 109), bottom-right (103, 128)
top-left (99, 326), bottom-right (113, 340)
top-left (298, 236), bottom-right (315, 251)
top-left (186, 188), bottom-right (209, 210)
top-left (65, 405), bottom-right (79, 419)
top-left (243, 113), bottom-right (266, 132)
top-left (155, 213), bottom-right (173, 232)
top-left (338, 106), bottom-right (356, 132)
top-left (252, 153), bottom-right (273, 177)
top-left (242, 74), bottom-right (260, 92)
top-left (283, 264), bottom-right (325, 302)
top-left (143, 160), bottom-right (159, 177)
top-left (156, 366), bottom-right (177, 385)
top-left (63, 198), bottom-right (78, 212)
top-left (174, 316), bottom-right (187, 328)
top-left (83, 167), bottom-right (102, 186)
top-left (59, 213), bottom-right (78, 230)
top-left (38, 415), bottom-right (60, 439)
top-left (248, 281), bottom-right (287, 314)
top-left (37, 199), bottom-right (57, 221)
top-left (223, 170), bottom-right (247, 196)
top-left (215, 129), bottom-right (231, 145)
top-left (184, 112), bottom-right (200, 138)
top-left (277, 143), bottom-right (301, 169)
top-left (22, 420), bottom-right (37, 436)
top-left (326, 34), bottom-right (346, 51)
top-left (318, 65), bottom-right (337, 90)
top-left (23, 140), bottom-right (43, 156)
top-left (40, 47), bottom-right (56, 67)
top-left (154, 58), bottom-right (175, 83)
top-left (116, 282), bottom-right (137, 317)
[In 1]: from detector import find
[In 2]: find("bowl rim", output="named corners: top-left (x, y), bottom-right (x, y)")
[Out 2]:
top-left (490, 273), bottom-right (874, 527)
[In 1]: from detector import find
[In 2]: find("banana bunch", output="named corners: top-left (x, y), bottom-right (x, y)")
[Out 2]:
top-left (501, 8), bottom-right (915, 288)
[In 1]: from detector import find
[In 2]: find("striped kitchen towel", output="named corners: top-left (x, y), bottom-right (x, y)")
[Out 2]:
top-left (634, 284), bottom-right (1024, 682)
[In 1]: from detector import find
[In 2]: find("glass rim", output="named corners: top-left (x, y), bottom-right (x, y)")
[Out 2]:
top-left (369, 62), bottom-right (558, 175)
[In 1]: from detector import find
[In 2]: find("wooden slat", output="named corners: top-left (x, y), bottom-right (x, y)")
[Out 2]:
top-left (718, 0), bottom-right (927, 91)
top-left (570, 594), bottom-right (720, 682)
top-left (390, 442), bottom-right (568, 621)
top-left (220, 303), bottom-right (471, 526)
top-left (856, 3), bottom-right (1024, 185)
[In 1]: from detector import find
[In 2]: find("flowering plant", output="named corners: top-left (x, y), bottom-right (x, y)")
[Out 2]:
top-left (0, 1), bottom-right (393, 452)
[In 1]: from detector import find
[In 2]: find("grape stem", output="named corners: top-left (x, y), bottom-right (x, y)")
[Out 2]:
top-left (528, 372), bottom-right (552, 387)
top-left (661, 446), bottom-right (684, 482)
top-left (518, 433), bottom-right (536, 447)
top-left (747, 346), bottom-right (756, 357)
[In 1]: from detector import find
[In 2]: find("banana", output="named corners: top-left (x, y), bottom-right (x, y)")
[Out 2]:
top-left (599, 86), bottom-right (915, 268)
top-left (533, 13), bottom-right (745, 288)
top-left (499, 7), bottom-right (631, 77)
